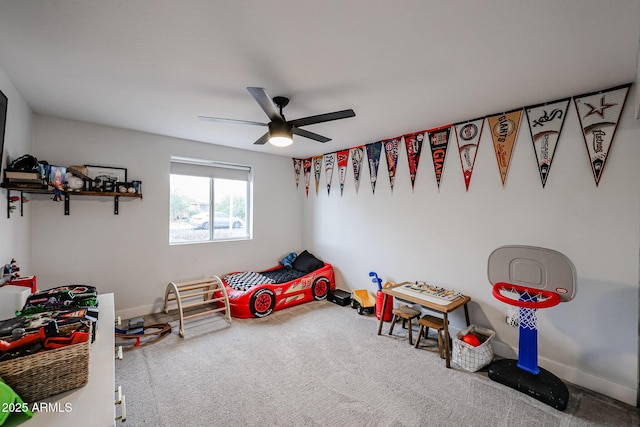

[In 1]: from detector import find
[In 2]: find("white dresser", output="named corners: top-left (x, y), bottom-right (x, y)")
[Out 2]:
top-left (6, 293), bottom-right (117, 426)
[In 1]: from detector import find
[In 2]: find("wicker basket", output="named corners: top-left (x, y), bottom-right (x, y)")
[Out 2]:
top-left (0, 323), bottom-right (91, 402)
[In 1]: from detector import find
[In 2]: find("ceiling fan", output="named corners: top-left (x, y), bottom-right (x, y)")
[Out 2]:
top-left (198, 87), bottom-right (356, 147)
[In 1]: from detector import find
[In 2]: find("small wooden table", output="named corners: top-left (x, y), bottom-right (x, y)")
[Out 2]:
top-left (377, 282), bottom-right (471, 368)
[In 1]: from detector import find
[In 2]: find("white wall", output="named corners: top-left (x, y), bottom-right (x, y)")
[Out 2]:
top-left (0, 65), bottom-right (33, 273)
top-left (30, 114), bottom-right (302, 319)
top-left (301, 91), bottom-right (640, 405)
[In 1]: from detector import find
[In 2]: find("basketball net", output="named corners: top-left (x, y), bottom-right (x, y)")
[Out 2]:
top-left (493, 283), bottom-right (560, 375)
top-left (502, 289), bottom-right (539, 330)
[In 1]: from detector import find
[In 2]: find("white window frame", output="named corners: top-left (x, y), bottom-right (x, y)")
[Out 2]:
top-left (170, 156), bottom-right (253, 244)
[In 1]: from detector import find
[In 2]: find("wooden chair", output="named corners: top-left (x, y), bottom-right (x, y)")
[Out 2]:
top-left (414, 314), bottom-right (445, 358)
top-left (388, 305), bottom-right (421, 345)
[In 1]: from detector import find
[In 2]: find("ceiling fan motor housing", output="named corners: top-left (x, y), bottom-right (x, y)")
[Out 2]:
top-left (268, 120), bottom-right (293, 138)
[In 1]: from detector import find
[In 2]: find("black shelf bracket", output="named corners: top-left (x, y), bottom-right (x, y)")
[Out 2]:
top-left (64, 194), bottom-right (70, 215)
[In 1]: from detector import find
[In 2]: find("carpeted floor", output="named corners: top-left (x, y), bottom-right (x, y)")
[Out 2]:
top-left (115, 301), bottom-right (639, 426)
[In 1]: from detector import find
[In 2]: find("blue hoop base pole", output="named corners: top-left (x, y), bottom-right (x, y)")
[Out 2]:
top-left (517, 311), bottom-right (539, 375)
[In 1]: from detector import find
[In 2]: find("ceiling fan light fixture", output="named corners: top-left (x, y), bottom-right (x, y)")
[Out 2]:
top-left (268, 121), bottom-right (293, 147)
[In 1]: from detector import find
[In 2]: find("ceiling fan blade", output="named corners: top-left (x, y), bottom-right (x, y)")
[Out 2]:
top-left (288, 109), bottom-right (355, 128)
top-left (253, 132), bottom-right (270, 145)
top-left (198, 116), bottom-right (267, 127)
top-left (247, 87), bottom-right (282, 122)
top-left (291, 127), bottom-right (331, 143)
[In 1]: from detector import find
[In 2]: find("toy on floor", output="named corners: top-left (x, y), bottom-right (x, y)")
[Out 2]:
top-left (487, 245), bottom-right (576, 411)
top-left (370, 272), bottom-right (394, 321)
top-left (115, 317), bottom-right (171, 347)
top-left (351, 289), bottom-right (375, 315)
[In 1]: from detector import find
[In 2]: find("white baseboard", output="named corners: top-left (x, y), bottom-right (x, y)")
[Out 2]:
top-left (116, 302), bottom-right (162, 321)
top-left (490, 339), bottom-right (637, 407)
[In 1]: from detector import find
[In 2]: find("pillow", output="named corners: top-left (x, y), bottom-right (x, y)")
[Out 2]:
top-left (279, 252), bottom-right (298, 269)
top-left (291, 250), bottom-right (324, 273)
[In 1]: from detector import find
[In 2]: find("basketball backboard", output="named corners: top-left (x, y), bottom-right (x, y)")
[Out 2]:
top-left (488, 245), bottom-right (576, 302)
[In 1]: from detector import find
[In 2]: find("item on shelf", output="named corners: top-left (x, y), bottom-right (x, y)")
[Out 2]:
top-left (19, 285), bottom-right (98, 316)
top-left (66, 165), bottom-right (90, 180)
top-left (3, 170), bottom-right (42, 185)
top-left (0, 259), bottom-right (20, 286)
top-left (0, 320), bottom-right (89, 360)
top-left (7, 155), bottom-right (39, 173)
top-left (8, 276), bottom-right (36, 293)
top-left (20, 306), bottom-right (99, 339)
top-left (0, 286), bottom-right (31, 320)
top-left (65, 172), bottom-right (84, 191)
top-left (0, 317), bottom-right (27, 338)
top-left (0, 321), bottom-right (92, 402)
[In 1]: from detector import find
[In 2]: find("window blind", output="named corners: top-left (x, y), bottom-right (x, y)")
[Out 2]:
top-left (170, 157), bottom-right (251, 181)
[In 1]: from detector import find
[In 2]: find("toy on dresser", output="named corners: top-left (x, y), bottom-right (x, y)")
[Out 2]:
top-left (0, 258), bottom-right (20, 286)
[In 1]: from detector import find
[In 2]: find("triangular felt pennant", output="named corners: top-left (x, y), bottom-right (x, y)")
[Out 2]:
top-left (525, 98), bottom-right (570, 187)
top-left (350, 146), bottom-right (365, 194)
top-left (573, 83), bottom-right (631, 186)
top-left (323, 153), bottom-right (335, 195)
top-left (404, 131), bottom-right (425, 191)
top-left (366, 142), bottom-right (382, 194)
top-left (303, 157), bottom-right (312, 197)
top-left (336, 149), bottom-right (349, 196)
top-left (428, 125), bottom-right (452, 189)
top-left (383, 138), bottom-right (401, 192)
top-left (487, 109), bottom-right (523, 187)
top-left (292, 158), bottom-right (302, 188)
top-left (313, 156), bottom-right (323, 195)
top-left (454, 118), bottom-right (484, 191)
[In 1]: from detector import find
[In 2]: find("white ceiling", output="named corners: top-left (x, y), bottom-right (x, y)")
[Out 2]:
top-left (0, 1), bottom-right (638, 159)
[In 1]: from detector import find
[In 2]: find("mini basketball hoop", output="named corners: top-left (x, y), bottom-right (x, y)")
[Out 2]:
top-left (492, 282), bottom-right (561, 375)
top-left (487, 246), bottom-right (576, 411)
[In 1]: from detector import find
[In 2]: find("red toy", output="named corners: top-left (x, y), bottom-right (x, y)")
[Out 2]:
top-left (220, 263), bottom-right (335, 318)
top-left (462, 333), bottom-right (481, 347)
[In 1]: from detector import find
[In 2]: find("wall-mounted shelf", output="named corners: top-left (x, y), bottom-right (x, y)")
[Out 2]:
top-left (1, 183), bottom-right (143, 217)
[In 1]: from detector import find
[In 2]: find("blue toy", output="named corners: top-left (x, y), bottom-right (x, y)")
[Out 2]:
top-left (369, 271), bottom-right (382, 290)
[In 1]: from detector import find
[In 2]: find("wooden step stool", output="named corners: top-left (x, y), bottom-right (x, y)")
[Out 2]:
top-left (388, 305), bottom-right (421, 345)
top-left (414, 314), bottom-right (445, 358)
top-left (163, 276), bottom-right (231, 337)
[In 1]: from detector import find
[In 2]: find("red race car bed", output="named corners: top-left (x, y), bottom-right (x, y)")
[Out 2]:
top-left (219, 251), bottom-right (335, 318)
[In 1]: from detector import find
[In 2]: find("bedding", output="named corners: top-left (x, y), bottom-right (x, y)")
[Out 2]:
top-left (218, 251), bottom-right (335, 318)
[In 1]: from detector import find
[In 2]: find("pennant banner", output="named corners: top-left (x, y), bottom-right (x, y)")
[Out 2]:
top-left (366, 142), bottom-right (382, 194)
top-left (350, 146), bottom-right (365, 194)
top-left (383, 138), bottom-right (400, 192)
top-left (292, 158), bottom-right (302, 188)
top-left (573, 84), bottom-right (630, 186)
top-left (525, 98), bottom-right (570, 187)
top-left (323, 153), bottom-right (335, 195)
top-left (336, 150), bottom-right (349, 196)
top-left (487, 109), bottom-right (523, 187)
top-left (313, 156), bottom-right (323, 195)
top-left (454, 118), bottom-right (484, 191)
top-left (404, 131), bottom-right (425, 191)
top-left (303, 157), bottom-right (312, 197)
top-left (428, 125), bottom-right (452, 189)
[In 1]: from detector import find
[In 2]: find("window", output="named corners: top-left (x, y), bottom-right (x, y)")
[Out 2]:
top-left (169, 157), bottom-right (252, 243)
